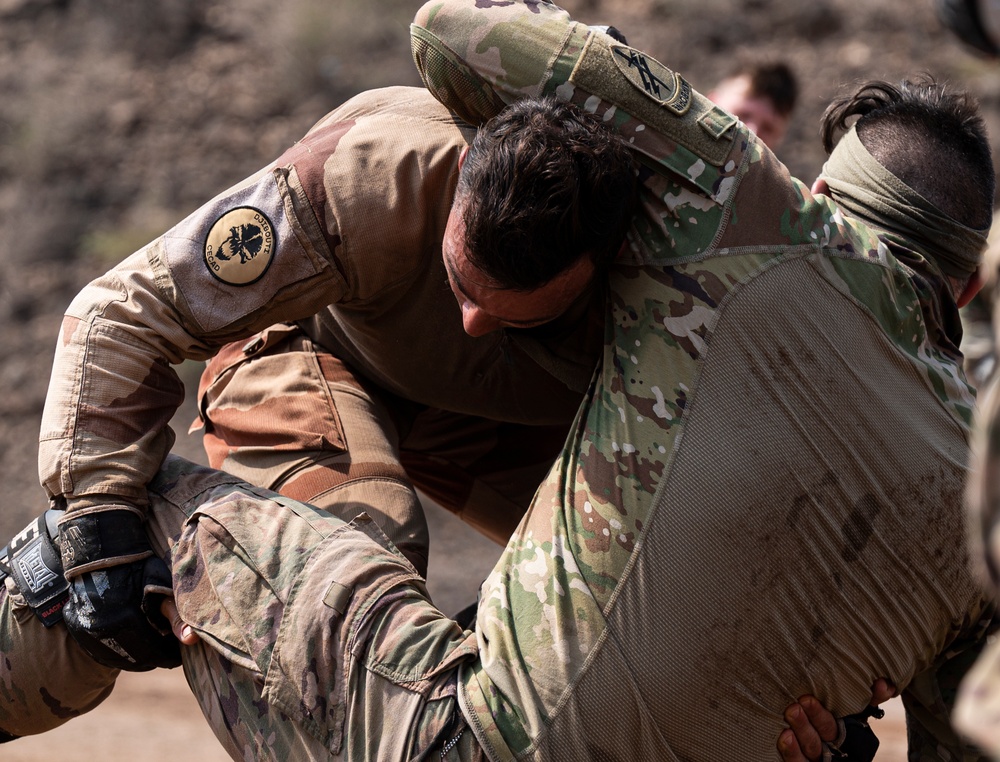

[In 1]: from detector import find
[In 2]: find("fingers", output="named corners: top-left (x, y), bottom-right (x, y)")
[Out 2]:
top-left (798, 695), bottom-right (840, 741)
top-left (159, 598), bottom-right (200, 645)
top-left (779, 679), bottom-right (896, 762)
top-left (783, 699), bottom-right (830, 761)
top-left (871, 677), bottom-right (897, 706)
top-left (777, 728), bottom-right (809, 762)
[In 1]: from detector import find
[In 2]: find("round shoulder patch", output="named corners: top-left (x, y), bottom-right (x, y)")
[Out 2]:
top-left (203, 207), bottom-right (276, 286)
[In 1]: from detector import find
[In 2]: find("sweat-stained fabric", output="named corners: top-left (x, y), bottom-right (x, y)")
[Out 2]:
top-left (410, 1), bottom-right (995, 759)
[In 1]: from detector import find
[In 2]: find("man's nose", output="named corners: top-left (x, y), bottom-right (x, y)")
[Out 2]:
top-left (461, 302), bottom-right (502, 337)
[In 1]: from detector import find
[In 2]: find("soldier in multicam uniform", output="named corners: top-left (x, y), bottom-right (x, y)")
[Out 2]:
top-left (0, 1), bottom-right (996, 760)
top-left (407, 3), bottom-right (996, 759)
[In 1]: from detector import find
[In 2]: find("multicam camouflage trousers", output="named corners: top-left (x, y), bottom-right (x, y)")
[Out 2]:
top-left (0, 455), bottom-right (486, 761)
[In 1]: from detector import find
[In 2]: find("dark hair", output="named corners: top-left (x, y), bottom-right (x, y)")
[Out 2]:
top-left (820, 77), bottom-right (995, 229)
top-left (741, 61), bottom-right (799, 117)
top-left (456, 97), bottom-right (637, 291)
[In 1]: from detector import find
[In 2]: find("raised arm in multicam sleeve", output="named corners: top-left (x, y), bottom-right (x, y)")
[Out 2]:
top-left (411, 0), bottom-right (577, 125)
top-left (411, 0), bottom-right (715, 142)
top-left (411, 0), bottom-right (744, 264)
top-left (410, 4), bottom-right (996, 760)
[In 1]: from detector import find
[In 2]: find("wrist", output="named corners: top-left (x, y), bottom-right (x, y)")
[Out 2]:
top-left (57, 506), bottom-right (153, 578)
top-left (63, 495), bottom-right (142, 512)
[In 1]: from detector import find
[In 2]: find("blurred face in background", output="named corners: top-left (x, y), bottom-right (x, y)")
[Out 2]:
top-left (709, 75), bottom-right (791, 150)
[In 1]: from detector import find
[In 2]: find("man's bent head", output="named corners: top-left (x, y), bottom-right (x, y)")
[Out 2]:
top-left (444, 97), bottom-right (636, 336)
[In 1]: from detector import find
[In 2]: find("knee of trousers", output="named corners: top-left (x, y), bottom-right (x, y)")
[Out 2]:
top-left (171, 497), bottom-right (472, 758)
top-left (294, 474), bottom-right (431, 579)
top-left (205, 448), bottom-right (431, 577)
top-left (0, 582), bottom-right (117, 736)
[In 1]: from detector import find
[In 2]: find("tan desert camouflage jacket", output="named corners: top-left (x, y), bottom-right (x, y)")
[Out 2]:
top-left (38, 86), bottom-right (600, 509)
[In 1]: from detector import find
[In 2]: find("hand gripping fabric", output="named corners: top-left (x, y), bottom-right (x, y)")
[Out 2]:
top-left (0, 509), bottom-right (70, 627)
top-left (58, 506), bottom-right (181, 670)
top-left (827, 705), bottom-right (884, 762)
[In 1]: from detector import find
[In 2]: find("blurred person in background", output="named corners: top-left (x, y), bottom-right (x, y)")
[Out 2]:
top-left (707, 59), bottom-right (799, 150)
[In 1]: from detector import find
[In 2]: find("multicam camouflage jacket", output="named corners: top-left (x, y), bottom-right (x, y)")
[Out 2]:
top-left (38, 86), bottom-right (600, 510)
top-left (412, 1), bottom-right (994, 759)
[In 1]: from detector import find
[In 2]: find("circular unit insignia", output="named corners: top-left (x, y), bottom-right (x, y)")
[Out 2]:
top-left (203, 206), bottom-right (276, 286)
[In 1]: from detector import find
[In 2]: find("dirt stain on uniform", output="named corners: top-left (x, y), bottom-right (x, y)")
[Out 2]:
top-left (841, 493), bottom-right (881, 563)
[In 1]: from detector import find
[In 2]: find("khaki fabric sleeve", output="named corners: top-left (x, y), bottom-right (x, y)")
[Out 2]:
top-left (39, 161), bottom-right (347, 507)
top-left (39, 88), bottom-right (470, 510)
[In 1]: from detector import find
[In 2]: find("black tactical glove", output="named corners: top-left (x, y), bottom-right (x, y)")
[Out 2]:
top-left (58, 504), bottom-right (180, 671)
top-left (0, 509), bottom-right (70, 627)
top-left (827, 705), bottom-right (884, 762)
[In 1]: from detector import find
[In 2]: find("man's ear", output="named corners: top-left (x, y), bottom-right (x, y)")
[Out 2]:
top-left (458, 145), bottom-right (469, 171)
top-left (810, 177), bottom-right (830, 197)
top-left (958, 266), bottom-right (984, 309)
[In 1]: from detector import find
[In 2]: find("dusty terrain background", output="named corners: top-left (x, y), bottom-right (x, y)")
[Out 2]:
top-left (2, 0), bottom-right (999, 757)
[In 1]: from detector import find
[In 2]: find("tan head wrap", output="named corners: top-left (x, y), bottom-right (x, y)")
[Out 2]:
top-left (820, 126), bottom-right (989, 277)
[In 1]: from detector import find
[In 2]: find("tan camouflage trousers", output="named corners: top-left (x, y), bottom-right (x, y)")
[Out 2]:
top-left (195, 323), bottom-right (569, 577)
top-left (0, 456), bottom-right (487, 761)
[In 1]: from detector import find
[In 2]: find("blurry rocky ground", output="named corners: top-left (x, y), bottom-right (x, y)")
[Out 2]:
top-left (1, 0), bottom-right (998, 758)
